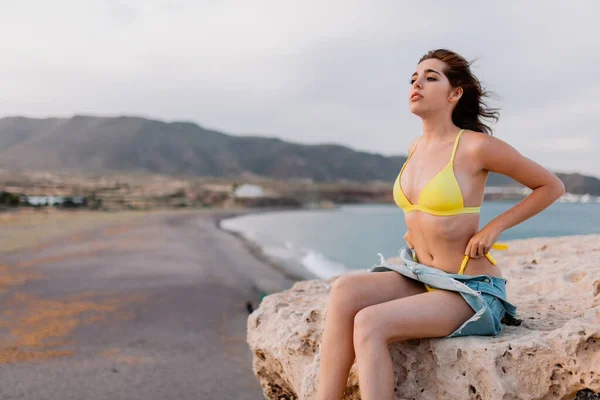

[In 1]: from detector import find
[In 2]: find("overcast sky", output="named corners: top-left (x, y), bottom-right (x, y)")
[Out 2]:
top-left (1, 1), bottom-right (599, 176)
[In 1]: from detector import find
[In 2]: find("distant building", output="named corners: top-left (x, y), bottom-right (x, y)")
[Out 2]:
top-left (234, 184), bottom-right (264, 199)
top-left (21, 195), bottom-right (87, 207)
top-left (24, 195), bottom-right (65, 206)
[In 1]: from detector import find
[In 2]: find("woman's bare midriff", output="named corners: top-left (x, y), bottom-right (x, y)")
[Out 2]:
top-left (404, 212), bottom-right (503, 278)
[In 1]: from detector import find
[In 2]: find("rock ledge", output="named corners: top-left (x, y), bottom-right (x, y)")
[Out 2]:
top-left (248, 235), bottom-right (600, 399)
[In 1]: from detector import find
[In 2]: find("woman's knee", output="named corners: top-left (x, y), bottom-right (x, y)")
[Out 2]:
top-left (327, 274), bottom-right (364, 317)
top-left (327, 272), bottom-right (421, 321)
top-left (328, 274), bottom-right (362, 312)
top-left (353, 307), bottom-right (386, 349)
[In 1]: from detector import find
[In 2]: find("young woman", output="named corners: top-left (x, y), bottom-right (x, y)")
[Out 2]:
top-left (315, 49), bottom-right (565, 400)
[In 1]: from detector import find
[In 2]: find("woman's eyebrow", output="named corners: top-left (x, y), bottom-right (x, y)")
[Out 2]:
top-left (411, 69), bottom-right (441, 78)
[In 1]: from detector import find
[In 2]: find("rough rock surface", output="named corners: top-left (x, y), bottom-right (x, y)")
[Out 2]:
top-left (247, 235), bottom-right (600, 399)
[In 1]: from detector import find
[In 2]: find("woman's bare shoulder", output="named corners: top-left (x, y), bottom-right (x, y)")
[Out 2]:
top-left (461, 129), bottom-right (503, 147)
top-left (460, 130), bottom-right (510, 159)
top-left (460, 129), bottom-right (563, 191)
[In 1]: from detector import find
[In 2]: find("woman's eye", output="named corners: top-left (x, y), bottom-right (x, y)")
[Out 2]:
top-left (410, 77), bottom-right (437, 84)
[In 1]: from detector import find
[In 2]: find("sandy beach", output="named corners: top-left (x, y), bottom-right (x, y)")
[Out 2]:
top-left (0, 208), bottom-right (295, 399)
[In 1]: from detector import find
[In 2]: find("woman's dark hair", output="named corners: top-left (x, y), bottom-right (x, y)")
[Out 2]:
top-left (419, 49), bottom-right (499, 135)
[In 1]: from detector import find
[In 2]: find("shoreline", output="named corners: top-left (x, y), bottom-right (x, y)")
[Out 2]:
top-left (214, 206), bottom-right (319, 284)
top-left (0, 205), bottom-right (318, 286)
top-left (211, 203), bottom-right (600, 289)
top-left (214, 206), bottom-right (326, 285)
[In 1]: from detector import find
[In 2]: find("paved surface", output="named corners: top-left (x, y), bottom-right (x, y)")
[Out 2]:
top-left (0, 210), bottom-right (294, 400)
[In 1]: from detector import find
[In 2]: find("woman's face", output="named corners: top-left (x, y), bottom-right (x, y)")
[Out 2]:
top-left (408, 58), bottom-right (458, 117)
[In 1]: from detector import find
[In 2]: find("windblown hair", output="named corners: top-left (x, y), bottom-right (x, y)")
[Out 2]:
top-left (419, 49), bottom-right (499, 135)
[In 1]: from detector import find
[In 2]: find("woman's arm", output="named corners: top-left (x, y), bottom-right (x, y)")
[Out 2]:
top-left (465, 133), bottom-right (566, 258)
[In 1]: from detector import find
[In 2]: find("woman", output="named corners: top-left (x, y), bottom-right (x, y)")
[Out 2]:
top-left (315, 49), bottom-right (565, 400)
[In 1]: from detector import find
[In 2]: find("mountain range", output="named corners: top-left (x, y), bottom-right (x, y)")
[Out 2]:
top-left (0, 115), bottom-right (597, 194)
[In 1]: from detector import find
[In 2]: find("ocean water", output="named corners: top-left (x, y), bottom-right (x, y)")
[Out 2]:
top-left (220, 202), bottom-right (600, 280)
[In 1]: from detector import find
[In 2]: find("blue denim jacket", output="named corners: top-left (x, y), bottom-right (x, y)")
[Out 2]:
top-left (369, 247), bottom-right (518, 337)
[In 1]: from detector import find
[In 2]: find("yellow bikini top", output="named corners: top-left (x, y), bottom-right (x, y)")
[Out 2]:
top-left (393, 129), bottom-right (481, 216)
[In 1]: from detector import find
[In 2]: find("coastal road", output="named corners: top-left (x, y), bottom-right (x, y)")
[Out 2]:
top-left (0, 210), bottom-right (294, 400)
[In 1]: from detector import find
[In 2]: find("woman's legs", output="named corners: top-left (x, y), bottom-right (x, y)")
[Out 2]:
top-left (316, 272), bottom-right (426, 400)
top-left (353, 289), bottom-right (475, 400)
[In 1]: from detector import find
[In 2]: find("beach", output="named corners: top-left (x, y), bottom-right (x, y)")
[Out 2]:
top-left (4, 206), bottom-right (600, 399)
top-left (0, 208), bottom-right (295, 399)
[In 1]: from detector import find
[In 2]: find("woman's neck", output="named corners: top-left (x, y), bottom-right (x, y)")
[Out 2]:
top-left (420, 115), bottom-right (459, 142)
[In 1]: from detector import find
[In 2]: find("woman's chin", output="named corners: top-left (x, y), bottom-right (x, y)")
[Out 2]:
top-left (409, 105), bottom-right (427, 117)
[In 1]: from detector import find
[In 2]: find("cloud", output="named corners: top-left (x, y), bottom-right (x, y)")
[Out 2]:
top-left (0, 1), bottom-right (598, 175)
top-left (540, 136), bottom-right (594, 152)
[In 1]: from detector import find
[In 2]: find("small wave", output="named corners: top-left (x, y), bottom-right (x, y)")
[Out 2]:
top-left (220, 219), bottom-right (349, 280)
top-left (300, 250), bottom-right (349, 279)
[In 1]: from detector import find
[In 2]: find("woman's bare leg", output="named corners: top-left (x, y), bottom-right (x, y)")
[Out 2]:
top-left (315, 272), bottom-right (426, 400)
top-left (353, 290), bottom-right (475, 400)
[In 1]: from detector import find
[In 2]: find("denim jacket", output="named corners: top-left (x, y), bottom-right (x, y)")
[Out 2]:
top-left (369, 247), bottom-right (518, 337)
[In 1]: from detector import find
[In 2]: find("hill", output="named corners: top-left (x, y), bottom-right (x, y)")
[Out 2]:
top-left (0, 115), bottom-right (597, 194)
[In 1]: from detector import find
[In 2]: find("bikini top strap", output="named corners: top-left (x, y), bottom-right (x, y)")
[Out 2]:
top-left (450, 129), bottom-right (465, 163)
top-left (400, 136), bottom-right (422, 174)
top-left (408, 136), bottom-right (422, 158)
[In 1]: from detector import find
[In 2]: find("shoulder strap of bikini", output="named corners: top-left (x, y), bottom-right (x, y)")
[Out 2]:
top-left (408, 136), bottom-right (422, 157)
top-left (450, 129), bottom-right (465, 163)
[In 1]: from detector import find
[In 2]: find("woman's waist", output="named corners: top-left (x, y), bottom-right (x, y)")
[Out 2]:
top-left (411, 245), bottom-right (504, 278)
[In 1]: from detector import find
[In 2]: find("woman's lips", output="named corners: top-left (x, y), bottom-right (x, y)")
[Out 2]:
top-left (410, 94), bottom-right (423, 102)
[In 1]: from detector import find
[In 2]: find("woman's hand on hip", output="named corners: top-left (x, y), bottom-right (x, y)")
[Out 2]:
top-left (465, 224), bottom-right (502, 258)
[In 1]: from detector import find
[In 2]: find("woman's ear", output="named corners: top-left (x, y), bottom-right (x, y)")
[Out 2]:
top-left (449, 87), bottom-right (463, 103)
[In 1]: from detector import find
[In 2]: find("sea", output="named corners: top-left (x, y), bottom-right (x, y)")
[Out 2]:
top-left (220, 202), bottom-right (600, 280)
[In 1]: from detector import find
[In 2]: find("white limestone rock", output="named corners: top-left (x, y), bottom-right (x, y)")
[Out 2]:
top-left (247, 235), bottom-right (600, 399)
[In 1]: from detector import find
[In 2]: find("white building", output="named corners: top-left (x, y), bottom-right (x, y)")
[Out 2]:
top-left (234, 184), bottom-right (264, 199)
top-left (25, 196), bottom-right (65, 206)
